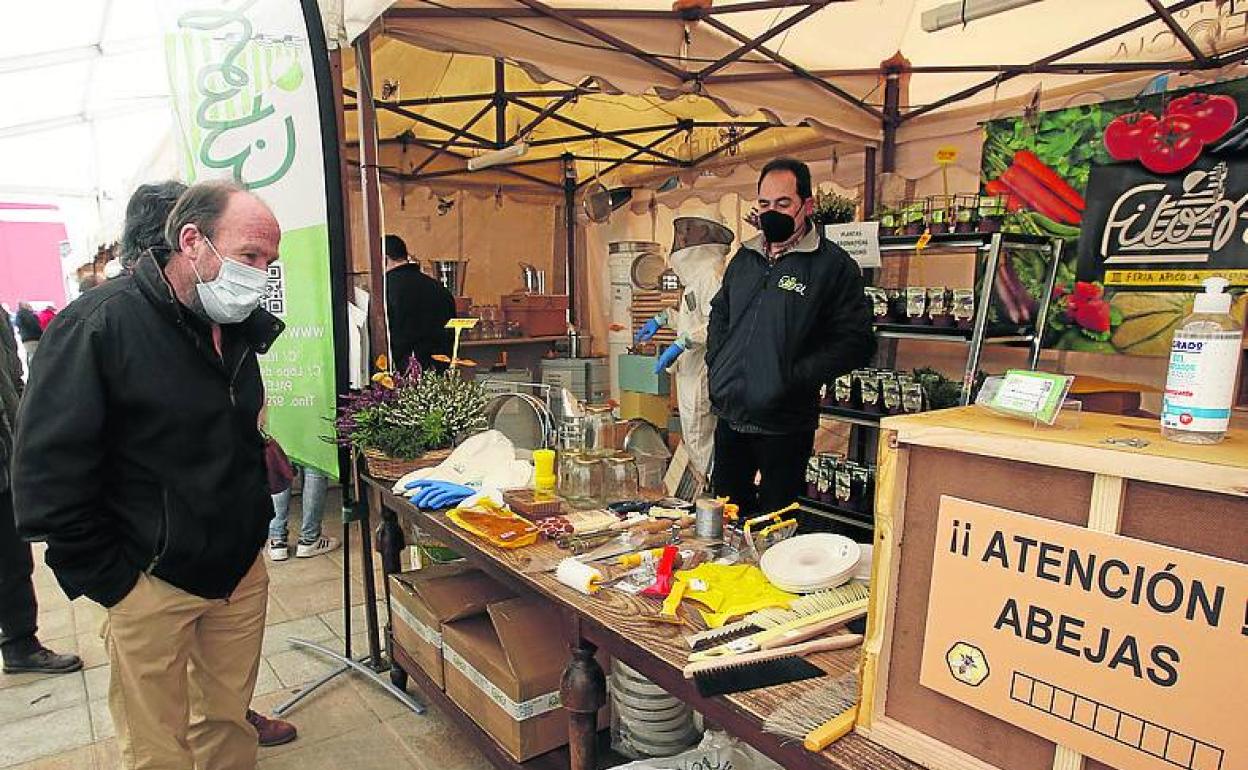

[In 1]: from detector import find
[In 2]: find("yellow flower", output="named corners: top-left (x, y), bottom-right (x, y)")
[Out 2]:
top-left (374, 354), bottom-right (389, 371)
top-left (372, 372), bottom-right (395, 390)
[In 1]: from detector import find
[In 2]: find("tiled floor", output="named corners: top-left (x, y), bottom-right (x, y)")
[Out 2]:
top-left (1, 491), bottom-right (487, 770)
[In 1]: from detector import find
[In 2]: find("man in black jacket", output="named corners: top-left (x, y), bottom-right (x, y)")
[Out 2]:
top-left (14, 181), bottom-right (283, 769)
top-left (384, 234), bottom-right (455, 372)
top-left (706, 158), bottom-right (875, 515)
top-left (0, 304), bottom-right (81, 675)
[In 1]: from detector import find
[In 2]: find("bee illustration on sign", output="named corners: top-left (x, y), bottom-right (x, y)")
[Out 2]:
top-left (946, 642), bottom-right (990, 687)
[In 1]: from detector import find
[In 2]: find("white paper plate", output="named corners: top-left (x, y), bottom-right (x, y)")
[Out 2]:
top-left (761, 533), bottom-right (861, 593)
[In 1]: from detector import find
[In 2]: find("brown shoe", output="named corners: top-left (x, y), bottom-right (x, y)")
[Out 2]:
top-left (246, 709), bottom-right (297, 747)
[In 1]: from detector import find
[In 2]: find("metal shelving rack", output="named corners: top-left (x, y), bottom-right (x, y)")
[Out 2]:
top-left (799, 230), bottom-right (1064, 535)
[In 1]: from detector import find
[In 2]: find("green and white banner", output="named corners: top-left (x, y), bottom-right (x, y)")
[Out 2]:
top-left (160, 1), bottom-right (339, 478)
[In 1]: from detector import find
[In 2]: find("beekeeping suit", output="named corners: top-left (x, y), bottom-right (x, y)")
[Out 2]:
top-left (639, 215), bottom-right (732, 476)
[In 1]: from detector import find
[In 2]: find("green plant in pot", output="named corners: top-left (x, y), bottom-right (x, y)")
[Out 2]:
top-left (811, 190), bottom-right (857, 226)
top-left (900, 201), bottom-right (927, 236)
top-left (878, 205), bottom-right (898, 236)
top-left (334, 356), bottom-right (489, 480)
top-left (978, 194), bottom-right (1008, 233)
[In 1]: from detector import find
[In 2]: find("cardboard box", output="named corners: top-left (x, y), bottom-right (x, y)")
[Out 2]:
top-left (619, 390), bottom-right (670, 426)
top-left (388, 564), bottom-right (514, 689)
top-left (442, 596), bottom-right (607, 762)
top-left (617, 354), bottom-right (670, 395)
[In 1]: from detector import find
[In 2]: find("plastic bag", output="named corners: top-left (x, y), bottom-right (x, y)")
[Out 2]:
top-left (608, 731), bottom-right (784, 770)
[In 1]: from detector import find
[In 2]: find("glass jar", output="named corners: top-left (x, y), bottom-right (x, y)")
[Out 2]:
top-left (604, 452), bottom-right (639, 503)
top-left (564, 455), bottom-right (604, 508)
top-left (583, 404), bottom-right (615, 457)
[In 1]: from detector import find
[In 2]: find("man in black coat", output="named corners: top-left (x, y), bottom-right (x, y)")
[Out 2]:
top-left (0, 303), bottom-right (81, 675)
top-left (14, 181), bottom-right (283, 769)
top-left (384, 234), bottom-right (456, 372)
top-left (706, 158), bottom-right (875, 515)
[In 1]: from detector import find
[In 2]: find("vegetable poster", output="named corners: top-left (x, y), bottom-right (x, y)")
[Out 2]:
top-left (981, 79), bottom-right (1248, 355)
top-left (920, 497), bottom-right (1247, 770)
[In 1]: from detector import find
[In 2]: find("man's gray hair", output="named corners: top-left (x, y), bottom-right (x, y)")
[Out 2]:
top-left (163, 180), bottom-right (245, 256)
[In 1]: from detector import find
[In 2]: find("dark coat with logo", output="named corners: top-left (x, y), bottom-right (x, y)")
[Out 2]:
top-left (12, 254), bottom-right (284, 606)
top-left (706, 227), bottom-right (875, 434)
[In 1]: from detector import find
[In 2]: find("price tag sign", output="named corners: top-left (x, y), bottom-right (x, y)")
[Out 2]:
top-left (986, 370), bottom-right (1073, 425)
top-left (935, 145), bottom-right (959, 165)
top-left (446, 318), bottom-right (480, 330)
top-left (824, 221), bottom-right (882, 269)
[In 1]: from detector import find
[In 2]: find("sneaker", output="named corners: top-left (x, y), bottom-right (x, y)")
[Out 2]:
top-left (295, 535), bottom-right (340, 558)
top-left (246, 709), bottom-right (297, 747)
top-left (2, 646), bottom-right (83, 675)
top-left (267, 539), bottom-right (289, 562)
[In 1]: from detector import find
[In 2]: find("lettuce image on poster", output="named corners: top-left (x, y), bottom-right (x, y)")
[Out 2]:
top-left (980, 78), bottom-right (1248, 355)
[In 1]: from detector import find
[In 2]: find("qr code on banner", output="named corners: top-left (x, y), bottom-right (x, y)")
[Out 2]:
top-left (264, 263), bottom-right (285, 316)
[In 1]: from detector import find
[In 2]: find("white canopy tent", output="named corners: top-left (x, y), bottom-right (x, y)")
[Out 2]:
top-left (0, 0), bottom-right (175, 270)
top-left (4, 0), bottom-right (1246, 271)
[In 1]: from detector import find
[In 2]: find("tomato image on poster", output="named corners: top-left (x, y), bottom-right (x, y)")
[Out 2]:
top-left (980, 79), bottom-right (1248, 356)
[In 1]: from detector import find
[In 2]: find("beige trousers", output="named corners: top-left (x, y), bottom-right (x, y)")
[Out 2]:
top-left (103, 554), bottom-right (268, 770)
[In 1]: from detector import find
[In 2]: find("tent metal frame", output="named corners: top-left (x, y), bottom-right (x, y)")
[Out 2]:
top-left (375, 0), bottom-right (1248, 157)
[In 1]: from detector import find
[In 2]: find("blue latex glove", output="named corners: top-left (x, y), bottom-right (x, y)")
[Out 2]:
top-left (634, 311), bottom-right (668, 345)
top-left (402, 479), bottom-right (476, 510)
top-left (654, 340), bottom-right (685, 374)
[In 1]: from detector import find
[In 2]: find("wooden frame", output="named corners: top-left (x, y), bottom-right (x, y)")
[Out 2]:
top-left (856, 407), bottom-right (1247, 770)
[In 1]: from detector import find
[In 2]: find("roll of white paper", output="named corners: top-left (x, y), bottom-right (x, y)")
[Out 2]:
top-left (555, 559), bottom-right (603, 595)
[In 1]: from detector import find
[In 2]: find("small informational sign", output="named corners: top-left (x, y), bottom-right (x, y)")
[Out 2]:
top-left (446, 318), bottom-right (480, 330)
top-left (987, 370), bottom-right (1073, 425)
top-left (825, 221), bottom-right (882, 269)
top-left (935, 146), bottom-right (959, 165)
top-left (921, 497), bottom-right (1247, 770)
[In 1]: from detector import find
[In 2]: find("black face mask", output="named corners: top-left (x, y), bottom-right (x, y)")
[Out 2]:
top-left (759, 210), bottom-right (797, 243)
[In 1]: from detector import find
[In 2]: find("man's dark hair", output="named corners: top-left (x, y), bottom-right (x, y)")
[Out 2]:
top-left (120, 180), bottom-right (188, 267)
top-left (758, 157), bottom-right (812, 200)
top-left (384, 234), bottom-right (408, 262)
top-left (163, 180), bottom-right (244, 260)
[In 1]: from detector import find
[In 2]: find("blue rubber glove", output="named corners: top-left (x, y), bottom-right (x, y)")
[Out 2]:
top-left (634, 311), bottom-right (668, 345)
top-left (654, 340), bottom-right (685, 374)
top-left (403, 480), bottom-right (476, 510)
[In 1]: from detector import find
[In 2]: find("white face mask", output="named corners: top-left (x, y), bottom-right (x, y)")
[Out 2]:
top-left (192, 235), bottom-right (269, 324)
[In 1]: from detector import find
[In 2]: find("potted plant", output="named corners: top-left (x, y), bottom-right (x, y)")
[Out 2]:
top-left (878, 204), bottom-right (899, 237)
top-left (927, 195), bottom-right (951, 235)
top-left (978, 193), bottom-right (1008, 233)
top-left (953, 193), bottom-right (980, 233)
top-left (899, 200), bottom-right (928, 236)
top-left (335, 356), bottom-right (489, 481)
top-left (811, 189), bottom-right (858, 226)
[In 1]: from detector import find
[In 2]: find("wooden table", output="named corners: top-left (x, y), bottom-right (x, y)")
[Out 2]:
top-left (364, 475), bottom-right (921, 770)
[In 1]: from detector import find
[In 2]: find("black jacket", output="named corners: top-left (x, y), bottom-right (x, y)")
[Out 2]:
top-left (12, 255), bottom-right (283, 606)
top-left (0, 306), bottom-right (22, 493)
top-left (385, 263), bottom-right (455, 372)
top-left (14, 307), bottom-right (41, 342)
top-left (706, 227), bottom-right (875, 434)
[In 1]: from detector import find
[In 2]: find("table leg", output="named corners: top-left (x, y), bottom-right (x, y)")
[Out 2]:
top-left (560, 637), bottom-right (606, 770)
top-left (372, 485), bottom-right (408, 690)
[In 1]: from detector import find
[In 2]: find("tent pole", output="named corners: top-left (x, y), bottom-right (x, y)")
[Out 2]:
top-left (563, 155), bottom-right (578, 327)
top-left (863, 146), bottom-right (877, 218)
top-left (353, 32), bottom-right (390, 367)
top-left (881, 71), bottom-right (901, 174)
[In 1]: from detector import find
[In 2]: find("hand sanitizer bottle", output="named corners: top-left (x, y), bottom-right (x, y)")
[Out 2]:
top-left (1161, 277), bottom-right (1243, 444)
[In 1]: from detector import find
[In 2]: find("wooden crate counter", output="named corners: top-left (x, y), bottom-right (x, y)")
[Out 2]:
top-left (363, 475), bottom-right (923, 770)
top-left (860, 407), bottom-right (1246, 770)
